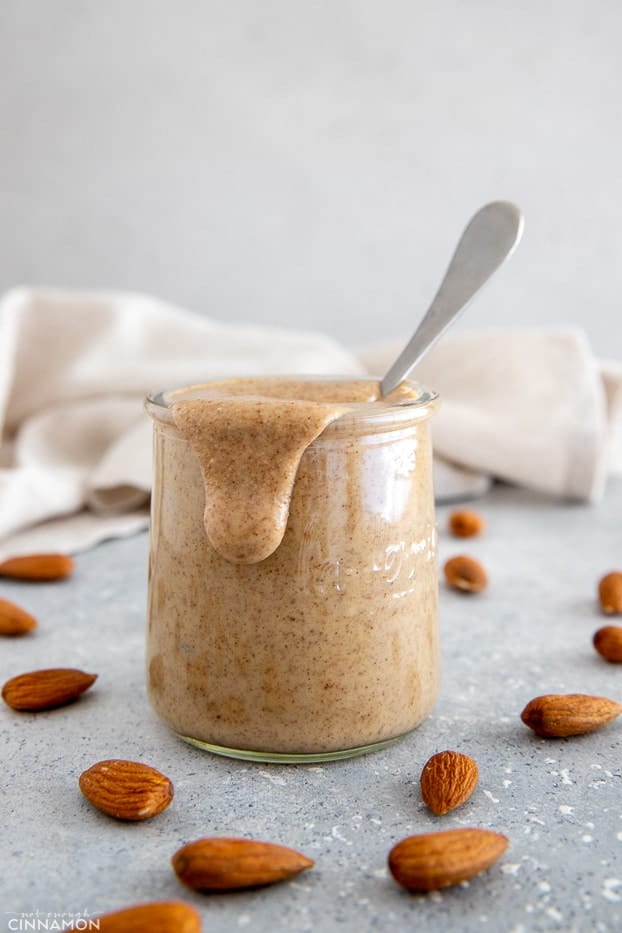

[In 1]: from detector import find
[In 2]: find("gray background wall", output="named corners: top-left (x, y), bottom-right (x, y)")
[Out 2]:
top-left (1, 1), bottom-right (621, 355)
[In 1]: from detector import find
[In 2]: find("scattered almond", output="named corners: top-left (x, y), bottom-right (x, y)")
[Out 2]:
top-left (172, 837), bottom-right (314, 891)
top-left (593, 625), bottom-right (622, 662)
top-left (0, 553), bottom-right (75, 581)
top-left (444, 555), bottom-right (488, 593)
top-left (420, 750), bottom-right (479, 815)
top-left (598, 572), bottom-right (622, 614)
top-left (388, 827), bottom-right (508, 893)
top-left (0, 597), bottom-right (37, 636)
top-left (93, 901), bottom-right (201, 933)
top-left (448, 509), bottom-right (485, 538)
top-left (520, 693), bottom-right (622, 738)
top-left (1, 667), bottom-right (97, 711)
top-left (79, 759), bottom-right (174, 821)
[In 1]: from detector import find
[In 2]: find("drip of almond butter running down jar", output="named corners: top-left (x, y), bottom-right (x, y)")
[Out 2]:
top-left (145, 376), bottom-right (439, 762)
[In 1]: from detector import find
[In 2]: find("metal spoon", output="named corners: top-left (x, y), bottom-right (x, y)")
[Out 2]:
top-left (380, 201), bottom-right (524, 396)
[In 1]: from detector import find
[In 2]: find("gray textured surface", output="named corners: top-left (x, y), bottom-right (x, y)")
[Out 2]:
top-left (1, 482), bottom-right (622, 932)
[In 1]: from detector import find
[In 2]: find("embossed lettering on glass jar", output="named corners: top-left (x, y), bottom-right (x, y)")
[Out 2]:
top-left (145, 377), bottom-right (440, 763)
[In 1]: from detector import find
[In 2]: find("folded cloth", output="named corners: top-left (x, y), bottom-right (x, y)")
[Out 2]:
top-left (0, 288), bottom-right (620, 561)
top-left (359, 328), bottom-right (622, 502)
top-left (0, 288), bottom-right (362, 561)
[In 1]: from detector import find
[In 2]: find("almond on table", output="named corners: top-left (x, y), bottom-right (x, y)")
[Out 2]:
top-left (420, 750), bottom-right (479, 815)
top-left (598, 572), bottom-right (622, 614)
top-left (1, 668), bottom-right (97, 711)
top-left (79, 759), bottom-right (174, 821)
top-left (593, 625), bottom-right (622, 662)
top-left (444, 555), bottom-right (488, 593)
top-left (0, 597), bottom-right (37, 636)
top-left (520, 693), bottom-right (622, 738)
top-left (94, 901), bottom-right (201, 933)
top-left (0, 553), bottom-right (75, 581)
top-left (172, 837), bottom-right (314, 891)
top-left (448, 509), bottom-right (485, 538)
top-left (388, 827), bottom-right (508, 893)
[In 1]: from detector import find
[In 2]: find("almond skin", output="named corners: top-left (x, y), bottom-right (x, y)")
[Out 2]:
top-left (172, 837), bottom-right (314, 891)
top-left (94, 901), bottom-right (201, 933)
top-left (1, 667), bottom-right (97, 711)
top-left (444, 555), bottom-right (488, 593)
top-left (448, 509), bottom-right (485, 538)
top-left (388, 827), bottom-right (508, 893)
top-left (420, 750), bottom-right (479, 815)
top-left (598, 572), bottom-right (622, 614)
top-left (79, 759), bottom-right (174, 821)
top-left (593, 625), bottom-right (622, 662)
top-left (520, 693), bottom-right (622, 738)
top-left (0, 597), bottom-right (37, 636)
top-left (0, 553), bottom-right (75, 581)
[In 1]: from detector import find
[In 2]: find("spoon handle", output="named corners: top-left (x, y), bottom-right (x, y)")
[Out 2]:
top-left (380, 201), bottom-right (524, 397)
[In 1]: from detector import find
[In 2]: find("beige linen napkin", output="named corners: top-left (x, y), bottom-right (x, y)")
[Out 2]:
top-left (0, 288), bottom-right (620, 561)
top-left (359, 328), bottom-right (622, 502)
top-left (0, 288), bottom-right (361, 561)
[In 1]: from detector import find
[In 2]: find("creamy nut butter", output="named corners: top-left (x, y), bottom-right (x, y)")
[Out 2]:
top-left (145, 377), bottom-right (439, 762)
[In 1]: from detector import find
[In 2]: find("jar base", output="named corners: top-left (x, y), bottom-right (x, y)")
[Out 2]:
top-left (177, 731), bottom-right (403, 763)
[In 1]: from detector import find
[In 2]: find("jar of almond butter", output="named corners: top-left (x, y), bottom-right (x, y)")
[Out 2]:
top-left (145, 376), bottom-right (439, 762)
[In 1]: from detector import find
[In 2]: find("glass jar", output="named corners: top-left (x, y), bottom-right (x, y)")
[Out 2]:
top-left (145, 377), bottom-right (439, 763)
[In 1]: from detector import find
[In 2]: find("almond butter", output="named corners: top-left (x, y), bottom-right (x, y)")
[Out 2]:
top-left (0, 597), bottom-right (37, 636)
top-left (172, 837), bottom-right (314, 891)
top-left (520, 693), bottom-right (622, 738)
top-left (94, 901), bottom-right (201, 933)
top-left (1, 667), bottom-right (97, 711)
top-left (598, 572), bottom-right (622, 614)
top-left (448, 509), bottom-right (485, 538)
top-left (0, 553), bottom-right (75, 581)
top-left (420, 750), bottom-right (479, 815)
top-left (388, 827), bottom-right (508, 892)
top-left (79, 759), bottom-right (174, 821)
top-left (593, 625), bottom-right (622, 662)
top-left (444, 555), bottom-right (488, 592)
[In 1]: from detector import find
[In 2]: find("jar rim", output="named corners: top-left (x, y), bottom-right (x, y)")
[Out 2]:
top-left (145, 375), bottom-right (438, 424)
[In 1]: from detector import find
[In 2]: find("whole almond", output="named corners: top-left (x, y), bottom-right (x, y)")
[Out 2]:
top-left (79, 759), bottom-right (174, 821)
top-left (598, 572), bottom-right (622, 614)
top-left (444, 555), bottom-right (488, 592)
top-left (388, 827), bottom-right (508, 892)
top-left (1, 667), bottom-right (97, 711)
top-left (448, 509), bottom-right (485, 538)
top-left (520, 693), bottom-right (622, 738)
top-left (420, 750), bottom-right (479, 815)
top-left (0, 553), bottom-right (75, 581)
top-left (172, 837), bottom-right (314, 891)
top-left (94, 901), bottom-right (201, 933)
top-left (593, 625), bottom-right (622, 662)
top-left (0, 597), bottom-right (37, 636)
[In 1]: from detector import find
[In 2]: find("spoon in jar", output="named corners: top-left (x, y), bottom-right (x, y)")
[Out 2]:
top-left (380, 201), bottom-right (524, 397)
